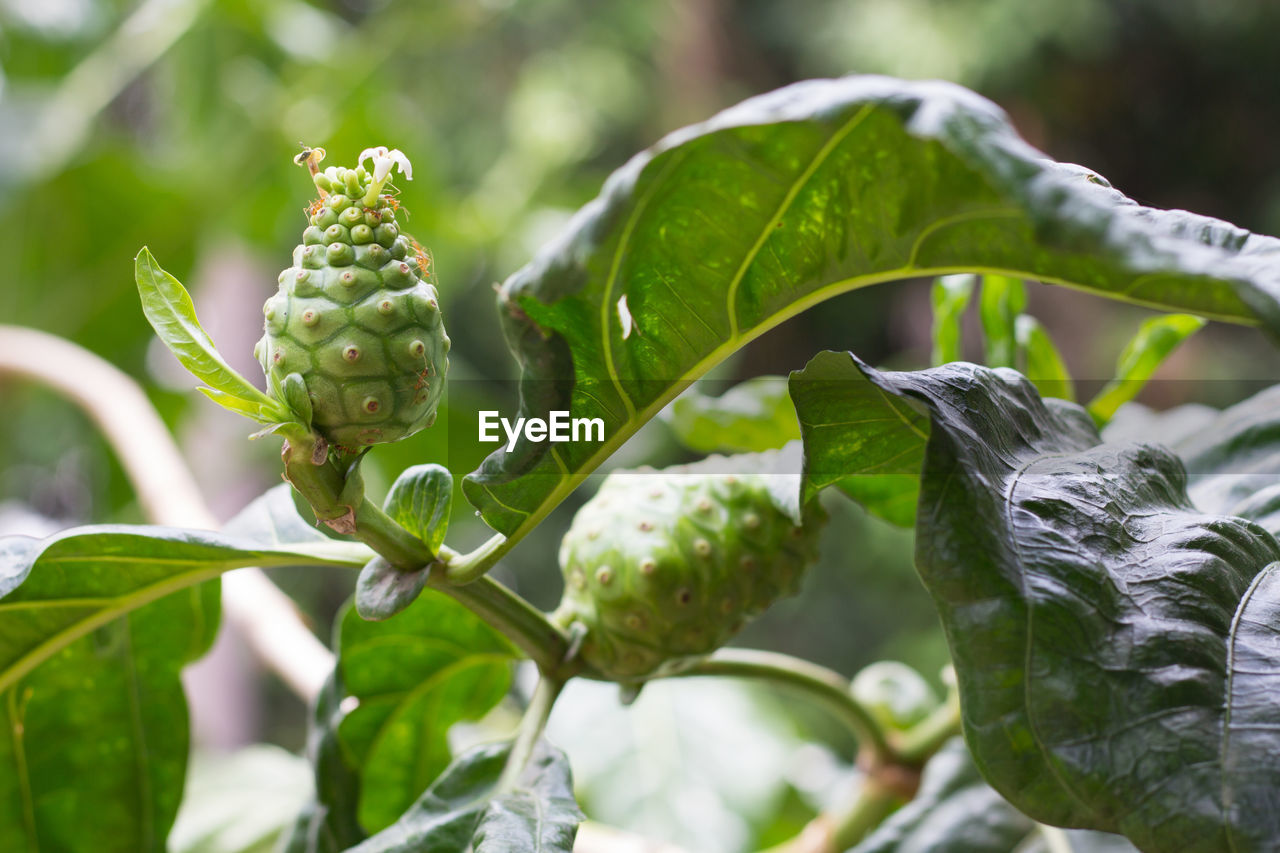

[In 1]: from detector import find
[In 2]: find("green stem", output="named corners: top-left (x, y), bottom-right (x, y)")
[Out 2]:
top-left (828, 777), bottom-right (904, 850)
top-left (442, 533), bottom-right (508, 584)
top-left (893, 689), bottom-right (961, 764)
top-left (665, 649), bottom-right (893, 766)
top-left (495, 674), bottom-right (564, 795)
top-left (429, 574), bottom-right (573, 677)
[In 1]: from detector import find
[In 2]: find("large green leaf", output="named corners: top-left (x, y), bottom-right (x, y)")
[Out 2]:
top-left (0, 575), bottom-right (216, 853)
top-left (336, 592), bottom-right (516, 833)
top-left (789, 350), bottom-right (927, 527)
top-left (848, 358), bottom-right (1280, 852)
top-left (349, 739), bottom-right (582, 853)
top-left (0, 519), bottom-right (366, 696)
top-left (1106, 385), bottom-right (1280, 539)
top-left (463, 75), bottom-right (1280, 538)
top-left (0, 491), bottom-right (367, 852)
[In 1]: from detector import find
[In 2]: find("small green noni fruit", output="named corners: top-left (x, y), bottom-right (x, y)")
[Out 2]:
top-left (256, 146), bottom-right (449, 449)
top-left (555, 451), bottom-right (825, 681)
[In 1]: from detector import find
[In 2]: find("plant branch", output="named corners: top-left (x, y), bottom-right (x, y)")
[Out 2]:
top-left (429, 574), bottom-right (573, 677)
top-left (892, 687), bottom-right (961, 764)
top-left (495, 673), bottom-right (564, 795)
top-left (663, 648), bottom-right (893, 767)
top-left (0, 325), bottom-right (334, 703)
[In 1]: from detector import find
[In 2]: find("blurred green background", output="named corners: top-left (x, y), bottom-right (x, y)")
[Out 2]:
top-left (2, 0), bottom-right (1279, 847)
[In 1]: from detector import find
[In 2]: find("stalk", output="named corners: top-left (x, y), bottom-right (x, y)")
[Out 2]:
top-left (494, 674), bottom-right (565, 795)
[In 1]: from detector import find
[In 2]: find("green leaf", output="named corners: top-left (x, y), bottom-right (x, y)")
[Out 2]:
top-left (336, 592), bottom-right (516, 833)
top-left (663, 376), bottom-right (801, 453)
top-left (0, 582), bottom-right (217, 853)
top-left (789, 351), bottom-right (927, 527)
top-left (1112, 385), bottom-right (1280, 540)
top-left (930, 274), bottom-right (975, 366)
top-left (463, 76), bottom-right (1280, 539)
top-left (854, 358), bottom-right (1280, 852)
top-left (383, 465), bottom-right (452, 552)
top-left (0, 491), bottom-right (368, 697)
top-left (1015, 314), bottom-right (1075, 401)
top-left (349, 739), bottom-right (582, 853)
top-left (1086, 313), bottom-right (1207, 425)
top-left (134, 247), bottom-right (288, 425)
top-left (978, 274), bottom-right (1026, 369)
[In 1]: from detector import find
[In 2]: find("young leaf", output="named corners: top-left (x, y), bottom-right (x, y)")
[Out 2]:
top-left (851, 358), bottom-right (1280, 852)
top-left (383, 464), bottom-right (453, 552)
top-left (335, 592), bottom-right (516, 833)
top-left (1015, 314), bottom-right (1075, 402)
top-left (134, 247), bottom-right (288, 424)
top-left (463, 76), bottom-right (1280, 540)
top-left (1086, 313), bottom-right (1207, 425)
top-left (663, 376), bottom-right (801, 453)
top-left (930, 274), bottom-right (975, 366)
top-left (978, 274), bottom-right (1026, 369)
top-left (349, 739), bottom-right (582, 853)
top-left (789, 351), bottom-right (928, 527)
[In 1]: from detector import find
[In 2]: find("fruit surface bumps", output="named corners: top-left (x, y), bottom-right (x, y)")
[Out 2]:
top-left (555, 454), bottom-right (825, 681)
top-left (256, 163), bottom-right (449, 448)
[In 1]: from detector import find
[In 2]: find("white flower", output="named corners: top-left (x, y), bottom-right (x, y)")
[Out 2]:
top-left (358, 146), bottom-right (413, 183)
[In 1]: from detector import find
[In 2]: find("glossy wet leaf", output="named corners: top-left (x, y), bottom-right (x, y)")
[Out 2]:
top-left (349, 739), bottom-right (581, 853)
top-left (134, 247), bottom-right (288, 425)
top-left (930, 274), bottom-right (975, 366)
top-left (336, 592), bottom-right (516, 833)
top-left (463, 75), bottom-right (1280, 538)
top-left (1127, 384), bottom-right (1280, 539)
top-left (1086, 313), bottom-right (1206, 425)
top-left (663, 376), bottom-right (800, 454)
top-left (855, 358), bottom-right (1280, 852)
top-left (789, 350), bottom-right (927, 527)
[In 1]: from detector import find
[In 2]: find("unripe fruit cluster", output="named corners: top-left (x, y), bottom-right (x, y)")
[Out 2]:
top-left (256, 163), bottom-right (449, 449)
top-left (555, 454), bottom-right (825, 681)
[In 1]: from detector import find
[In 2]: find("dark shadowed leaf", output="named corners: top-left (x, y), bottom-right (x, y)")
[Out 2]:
top-left (853, 358), bottom-right (1280, 852)
top-left (463, 75), bottom-right (1280, 538)
top-left (349, 740), bottom-right (581, 853)
top-left (336, 593), bottom-right (516, 833)
top-left (789, 350), bottom-right (927, 527)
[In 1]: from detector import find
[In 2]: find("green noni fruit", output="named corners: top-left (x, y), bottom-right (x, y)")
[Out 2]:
top-left (555, 452), bottom-right (826, 681)
top-left (255, 146), bottom-right (449, 449)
